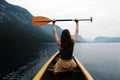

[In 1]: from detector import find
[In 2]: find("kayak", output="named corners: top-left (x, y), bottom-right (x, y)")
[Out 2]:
top-left (33, 51), bottom-right (94, 80)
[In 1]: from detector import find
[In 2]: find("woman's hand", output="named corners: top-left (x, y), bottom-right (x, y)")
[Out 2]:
top-left (52, 19), bottom-right (56, 24)
top-left (74, 18), bottom-right (79, 23)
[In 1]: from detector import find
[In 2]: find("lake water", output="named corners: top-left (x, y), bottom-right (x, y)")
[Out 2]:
top-left (74, 43), bottom-right (120, 80)
top-left (2, 43), bottom-right (120, 80)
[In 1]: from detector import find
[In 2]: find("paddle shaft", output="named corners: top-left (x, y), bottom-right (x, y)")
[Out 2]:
top-left (56, 19), bottom-right (91, 21)
top-left (37, 19), bottom-right (92, 22)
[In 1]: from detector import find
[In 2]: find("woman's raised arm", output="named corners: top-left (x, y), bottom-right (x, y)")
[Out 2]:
top-left (72, 19), bottom-right (79, 43)
top-left (52, 20), bottom-right (61, 45)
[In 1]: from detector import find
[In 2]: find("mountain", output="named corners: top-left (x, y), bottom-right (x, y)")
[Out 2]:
top-left (76, 36), bottom-right (86, 42)
top-left (94, 36), bottom-right (120, 42)
top-left (0, 0), bottom-right (84, 45)
top-left (0, 0), bottom-right (63, 45)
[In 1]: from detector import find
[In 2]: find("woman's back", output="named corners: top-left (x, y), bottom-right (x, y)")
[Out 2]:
top-left (59, 29), bottom-right (74, 60)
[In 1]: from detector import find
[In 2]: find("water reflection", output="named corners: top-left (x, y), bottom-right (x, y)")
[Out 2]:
top-left (2, 43), bottom-right (58, 80)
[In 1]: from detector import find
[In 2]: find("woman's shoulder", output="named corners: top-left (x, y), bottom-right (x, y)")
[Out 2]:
top-left (71, 38), bottom-right (75, 44)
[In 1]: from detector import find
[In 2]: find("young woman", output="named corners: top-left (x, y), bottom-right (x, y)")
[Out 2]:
top-left (52, 19), bottom-right (79, 74)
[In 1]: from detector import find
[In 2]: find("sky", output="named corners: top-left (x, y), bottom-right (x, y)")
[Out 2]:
top-left (6, 0), bottom-right (120, 40)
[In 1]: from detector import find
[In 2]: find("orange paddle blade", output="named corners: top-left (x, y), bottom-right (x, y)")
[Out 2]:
top-left (32, 16), bottom-right (52, 26)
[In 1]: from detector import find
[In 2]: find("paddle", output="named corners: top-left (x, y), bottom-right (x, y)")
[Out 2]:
top-left (32, 16), bottom-right (93, 26)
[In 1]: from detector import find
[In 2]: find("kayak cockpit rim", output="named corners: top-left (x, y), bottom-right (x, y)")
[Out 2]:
top-left (32, 51), bottom-right (94, 80)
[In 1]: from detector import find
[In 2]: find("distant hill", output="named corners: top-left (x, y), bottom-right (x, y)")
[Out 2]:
top-left (76, 36), bottom-right (86, 42)
top-left (94, 36), bottom-right (120, 42)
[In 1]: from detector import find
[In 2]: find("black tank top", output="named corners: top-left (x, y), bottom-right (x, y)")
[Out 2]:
top-left (59, 39), bottom-right (74, 60)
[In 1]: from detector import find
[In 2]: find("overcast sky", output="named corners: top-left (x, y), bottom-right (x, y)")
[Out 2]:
top-left (6, 0), bottom-right (120, 40)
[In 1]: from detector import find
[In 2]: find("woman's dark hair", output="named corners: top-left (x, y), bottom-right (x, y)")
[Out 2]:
top-left (61, 29), bottom-right (73, 50)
